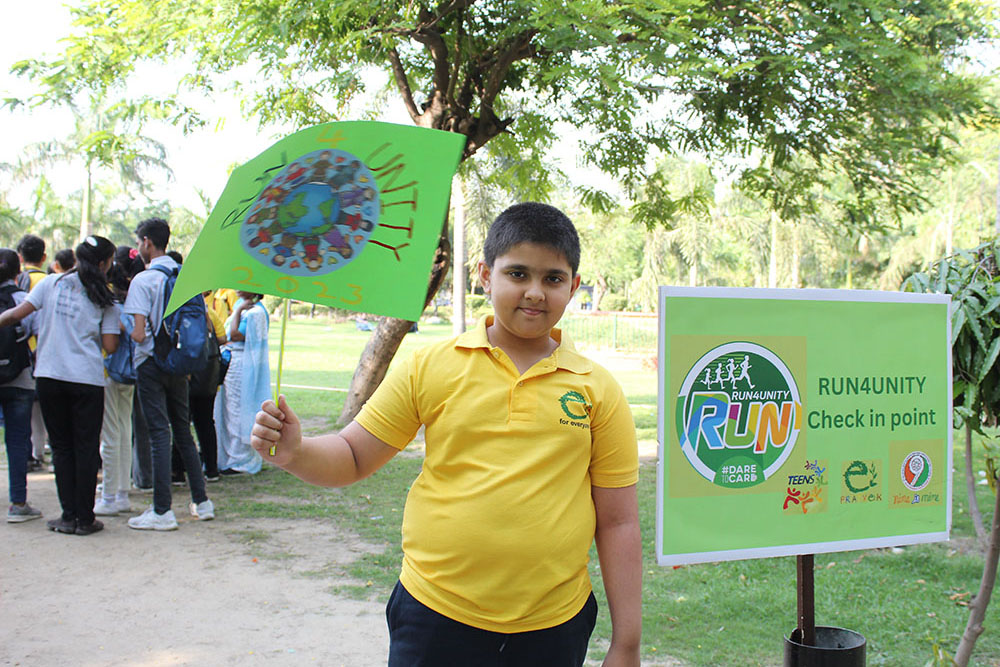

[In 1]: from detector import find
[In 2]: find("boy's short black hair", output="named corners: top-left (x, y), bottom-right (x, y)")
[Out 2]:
top-left (0, 248), bottom-right (21, 283)
top-left (483, 202), bottom-right (580, 275)
top-left (54, 248), bottom-right (75, 271)
top-left (135, 217), bottom-right (171, 250)
top-left (15, 234), bottom-right (45, 264)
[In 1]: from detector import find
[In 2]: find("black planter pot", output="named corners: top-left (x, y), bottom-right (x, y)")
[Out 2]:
top-left (784, 626), bottom-right (866, 666)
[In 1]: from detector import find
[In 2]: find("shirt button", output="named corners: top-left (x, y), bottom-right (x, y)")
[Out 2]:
top-left (518, 381), bottom-right (524, 387)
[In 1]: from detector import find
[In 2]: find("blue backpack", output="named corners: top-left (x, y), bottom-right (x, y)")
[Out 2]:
top-left (104, 312), bottom-right (136, 384)
top-left (151, 265), bottom-right (209, 376)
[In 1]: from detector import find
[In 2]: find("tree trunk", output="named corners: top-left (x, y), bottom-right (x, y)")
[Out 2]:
top-left (953, 480), bottom-right (1000, 665)
top-left (79, 162), bottom-right (92, 241)
top-left (791, 224), bottom-right (801, 288)
top-left (452, 175), bottom-right (467, 335)
top-left (594, 275), bottom-right (608, 311)
top-left (336, 216), bottom-right (452, 426)
top-left (995, 147), bottom-right (999, 237)
top-left (966, 425), bottom-right (987, 545)
top-left (768, 212), bottom-right (779, 288)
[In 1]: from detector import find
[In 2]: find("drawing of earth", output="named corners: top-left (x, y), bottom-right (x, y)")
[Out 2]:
top-left (280, 183), bottom-right (342, 236)
top-left (240, 148), bottom-right (380, 277)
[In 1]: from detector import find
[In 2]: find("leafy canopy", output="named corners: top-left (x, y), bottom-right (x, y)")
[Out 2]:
top-left (11, 0), bottom-right (998, 227)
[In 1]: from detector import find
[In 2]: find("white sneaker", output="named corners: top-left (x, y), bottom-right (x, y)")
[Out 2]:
top-left (127, 507), bottom-right (178, 531)
top-left (189, 499), bottom-right (215, 521)
top-left (113, 497), bottom-right (132, 514)
top-left (93, 498), bottom-right (120, 516)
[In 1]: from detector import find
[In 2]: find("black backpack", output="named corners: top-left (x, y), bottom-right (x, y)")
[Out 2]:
top-left (0, 284), bottom-right (32, 384)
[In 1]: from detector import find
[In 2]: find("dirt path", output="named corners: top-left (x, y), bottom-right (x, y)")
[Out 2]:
top-left (1, 468), bottom-right (388, 666)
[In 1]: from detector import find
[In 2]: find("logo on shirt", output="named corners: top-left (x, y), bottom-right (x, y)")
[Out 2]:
top-left (676, 342), bottom-right (802, 488)
top-left (559, 391), bottom-right (592, 430)
top-left (559, 391), bottom-right (591, 420)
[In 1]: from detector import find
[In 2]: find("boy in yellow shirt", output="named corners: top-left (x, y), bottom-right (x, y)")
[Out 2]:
top-left (252, 202), bottom-right (641, 666)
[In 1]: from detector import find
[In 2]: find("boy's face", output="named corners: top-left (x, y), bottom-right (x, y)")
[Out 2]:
top-left (136, 236), bottom-right (152, 264)
top-left (478, 242), bottom-right (580, 347)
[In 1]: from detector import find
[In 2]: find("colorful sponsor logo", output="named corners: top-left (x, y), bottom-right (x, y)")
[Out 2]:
top-left (783, 459), bottom-right (828, 514)
top-left (900, 451), bottom-right (932, 491)
top-left (676, 342), bottom-right (802, 488)
top-left (841, 460), bottom-right (882, 504)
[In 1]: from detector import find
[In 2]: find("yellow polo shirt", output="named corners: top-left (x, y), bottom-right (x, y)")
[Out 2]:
top-left (23, 266), bottom-right (46, 352)
top-left (356, 316), bottom-right (638, 633)
top-left (211, 288), bottom-right (238, 322)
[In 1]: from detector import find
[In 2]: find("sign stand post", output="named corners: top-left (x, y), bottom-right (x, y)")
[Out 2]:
top-left (796, 554), bottom-right (815, 646)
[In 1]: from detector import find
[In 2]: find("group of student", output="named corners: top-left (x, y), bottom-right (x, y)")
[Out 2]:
top-left (2, 217), bottom-right (272, 535)
top-left (6, 202), bottom-right (641, 664)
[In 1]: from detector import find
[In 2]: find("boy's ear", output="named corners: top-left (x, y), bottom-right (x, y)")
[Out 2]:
top-left (477, 260), bottom-right (492, 295)
top-left (569, 273), bottom-right (581, 296)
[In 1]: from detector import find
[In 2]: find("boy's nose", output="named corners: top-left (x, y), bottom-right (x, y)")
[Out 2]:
top-left (524, 281), bottom-right (545, 301)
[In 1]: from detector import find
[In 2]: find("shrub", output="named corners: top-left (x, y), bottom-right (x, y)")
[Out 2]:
top-left (600, 294), bottom-right (627, 312)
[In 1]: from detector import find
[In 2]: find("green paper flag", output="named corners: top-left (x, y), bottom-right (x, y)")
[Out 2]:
top-left (166, 121), bottom-right (465, 319)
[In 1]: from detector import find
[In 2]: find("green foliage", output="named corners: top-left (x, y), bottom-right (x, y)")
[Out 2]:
top-left (600, 293), bottom-right (628, 312)
top-left (465, 293), bottom-right (492, 319)
top-left (11, 0), bottom-right (997, 229)
top-left (904, 241), bottom-right (1000, 432)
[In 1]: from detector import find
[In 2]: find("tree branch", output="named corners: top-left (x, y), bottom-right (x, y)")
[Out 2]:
top-left (480, 30), bottom-right (537, 105)
top-left (387, 46), bottom-right (421, 124)
top-left (408, 21), bottom-right (451, 105)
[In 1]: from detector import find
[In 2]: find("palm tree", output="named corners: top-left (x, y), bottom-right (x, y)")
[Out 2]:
top-left (10, 94), bottom-right (173, 241)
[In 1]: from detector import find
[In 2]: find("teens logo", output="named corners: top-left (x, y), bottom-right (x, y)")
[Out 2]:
top-left (559, 391), bottom-right (591, 429)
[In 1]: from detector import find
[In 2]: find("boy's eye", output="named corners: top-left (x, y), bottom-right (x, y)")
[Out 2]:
top-left (507, 270), bottom-right (525, 279)
top-left (547, 275), bottom-right (564, 283)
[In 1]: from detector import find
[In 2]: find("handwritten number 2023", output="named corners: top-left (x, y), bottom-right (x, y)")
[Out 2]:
top-left (233, 266), bottom-right (362, 305)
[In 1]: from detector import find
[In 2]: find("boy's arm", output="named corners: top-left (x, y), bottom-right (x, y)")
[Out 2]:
top-left (593, 484), bottom-right (642, 667)
top-left (131, 313), bottom-right (147, 343)
top-left (252, 395), bottom-right (398, 487)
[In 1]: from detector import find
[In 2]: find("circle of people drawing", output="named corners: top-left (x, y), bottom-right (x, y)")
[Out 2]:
top-left (240, 149), bottom-right (380, 277)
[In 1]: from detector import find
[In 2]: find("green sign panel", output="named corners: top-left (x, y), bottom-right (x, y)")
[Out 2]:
top-left (657, 287), bottom-right (952, 566)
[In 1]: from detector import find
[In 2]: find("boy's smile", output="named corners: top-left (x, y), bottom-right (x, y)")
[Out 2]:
top-left (478, 242), bottom-right (581, 356)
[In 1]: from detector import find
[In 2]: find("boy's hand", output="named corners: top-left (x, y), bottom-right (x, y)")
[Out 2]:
top-left (602, 642), bottom-right (640, 667)
top-left (252, 394), bottom-right (301, 467)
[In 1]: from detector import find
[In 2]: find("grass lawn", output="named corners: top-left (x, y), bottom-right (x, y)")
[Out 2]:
top-left (238, 317), bottom-right (1000, 665)
top-left (8, 316), bottom-right (998, 665)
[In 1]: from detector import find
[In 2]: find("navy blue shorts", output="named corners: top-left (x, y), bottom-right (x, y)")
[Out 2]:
top-left (386, 581), bottom-right (598, 666)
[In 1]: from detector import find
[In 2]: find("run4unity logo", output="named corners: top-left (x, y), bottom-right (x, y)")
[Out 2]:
top-left (675, 342), bottom-right (803, 489)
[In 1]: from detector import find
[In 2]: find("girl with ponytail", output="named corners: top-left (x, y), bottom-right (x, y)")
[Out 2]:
top-left (0, 235), bottom-right (120, 536)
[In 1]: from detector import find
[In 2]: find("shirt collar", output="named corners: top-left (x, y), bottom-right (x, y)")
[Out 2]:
top-left (149, 255), bottom-right (177, 270)
top-left (456, 315), bottom-right (592, 375)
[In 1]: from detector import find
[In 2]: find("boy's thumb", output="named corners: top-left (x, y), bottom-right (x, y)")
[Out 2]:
top-left (277, 394), bottom-right (299, 424)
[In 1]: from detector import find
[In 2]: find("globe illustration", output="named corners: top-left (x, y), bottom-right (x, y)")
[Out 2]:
top-left (240, 149), bottom-right (380, 277)
top-left (280, 183), bottom-right (341, 236)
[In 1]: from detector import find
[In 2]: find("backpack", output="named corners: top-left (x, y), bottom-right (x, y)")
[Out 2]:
top-left (0, 284), bottom-right (32, 384)
top-left (150, 264), bottom-right (209, 376)
top-left (16, 267), bottom-right (45, 292)
top-left (188, 326), bottom-right (223, 397)
top-left (104, 312), bottom-right (136, 385)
